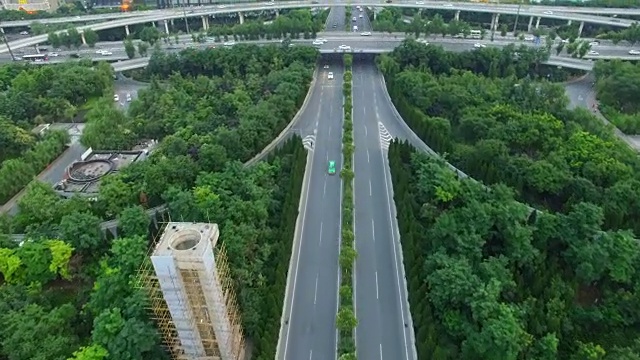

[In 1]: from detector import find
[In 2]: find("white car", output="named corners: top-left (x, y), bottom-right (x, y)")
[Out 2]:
top-left (19, 31), bottom-right (29, 35)
top-left (113, 94), bottom-right (119, 102)
top-left (312, 39), bottom-right (324, 45)
top-left (96, 49), bottom-right (106, 54)
top-left (223, 41), bottom-right (236, 46)
top-left (589, 41), bottom-right (599, 46)
top-left (417, 39), bottom-right (429, 45)
top-left (352, 16), bottom-right (356, 21)
top-left (524, 35), bottom-right (535, 41)
top-left (359, 14), bottom-right (363, 18)
top-left (339, 44), bottom-right (351, 50)
top-left (629, 50), bottom-right (640, 55)
top-left (544, 10), bottom-right (553, 15)
top-left (588, 50), bottom-right (599, 55)
top-left (328, 72), bottom-right (334, 80)
top-left (561, 39), bottom-right (570, 43)
top-left (126, 93), bottom-right (132, 102)
top-left (360, 32), bottom-right (372, 36)
top-left (48, 52), bottom-right (59, 57)
top-left (474, 43), bottom-right (486, 48)
top-left (324, 64), bottom-right (329, 69)
top-left (101, 51), bottom-right (113, 56)
top-left (316, 38), bottom-right (328, 43)
top-left (217, 4), bottom-right (226, 8)
top-left (416, 0), bottom-right (425, 4)
top-left (443, 3), bottom-right (453, 7)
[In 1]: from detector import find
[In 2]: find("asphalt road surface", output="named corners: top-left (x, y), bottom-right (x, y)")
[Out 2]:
top-left (349, 8), bottom-right (414, 359)
top-left (280, 59), bottom-right (343, 360)
top-left (5, 34), bottom-right (639, 67)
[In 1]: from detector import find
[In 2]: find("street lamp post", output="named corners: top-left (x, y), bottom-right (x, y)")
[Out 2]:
top-left (0, 27), bottom-right (16, 61)
top-left (513, 0), bottom-right (522, 34)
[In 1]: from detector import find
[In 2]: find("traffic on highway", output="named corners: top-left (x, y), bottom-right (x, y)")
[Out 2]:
top-left (1, 0), bottom-right (637, 54)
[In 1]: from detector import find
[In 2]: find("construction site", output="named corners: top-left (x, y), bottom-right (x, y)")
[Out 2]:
top-left (137, 222), bottom-right (245, 360)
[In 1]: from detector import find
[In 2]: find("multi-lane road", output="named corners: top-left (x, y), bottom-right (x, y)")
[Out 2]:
top-left (350, 8), bottom-right (414, 360)
top-left (279, 7), bottom-right (417, 360)
top-left (277, 8), bottom-right (345, 360)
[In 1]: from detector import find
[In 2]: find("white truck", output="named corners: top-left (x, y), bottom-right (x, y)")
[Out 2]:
top-left (353, 25), bottom-right (358, 32)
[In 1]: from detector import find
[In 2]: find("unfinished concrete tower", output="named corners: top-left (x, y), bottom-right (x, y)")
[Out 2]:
top-left (146, 222), bottom-right (244, 360)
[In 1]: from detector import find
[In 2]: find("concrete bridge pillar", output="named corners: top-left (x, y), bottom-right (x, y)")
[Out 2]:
top-left (164, 19), bottom-right (170, 34)
top-left (170, 19), bottom-right (175, 28)
top-left (567, 20), bottom-right (572, 26)
top-left (125, 24), bottom-right (130, 36)
top-left (81, 32), bottom-right (86, 45)
top-left (528, 16), bottom-right (533, 32)
top-left (454, 10), bottom-right (460, 21)
top-left (275, 9), bottom-right (279, 17)
top-left (491, 13), bottom-right (500, 32)
top-left (202, 16), bottom-right (209, 31)
top-left (578, 21), bottom-right (584, 37)
top-left (535, 16), bottom-right (541, 29)
top-left (238, 11), bottom-right (245, 24)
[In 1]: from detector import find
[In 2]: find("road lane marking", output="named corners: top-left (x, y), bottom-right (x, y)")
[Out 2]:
top-left (314, 275), bottom-right (319, 305)
top-left (328, 125), bottom-right (332, 137)
top-left (369, 180), bottom-right (372, 196)
top-left (380, 343), bottom-right (383, 360)
top-left (375, 271), bottom-right (379, 300)
top-left (323, 180), bottom-right (327, 198)
top-left (372, 219), bottom-right (375, 242)
top-left (365, 125), bottom-right (368, 136)
top-left (320, 222), bottom-right (323, 246)
top-left (310, 349), bottom-right (313, 360)
top-left (367, 149), bottom-right (370, 163)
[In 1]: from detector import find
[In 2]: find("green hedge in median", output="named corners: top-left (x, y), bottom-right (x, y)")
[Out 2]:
top-left (337, 54), bottom-right (357, 360)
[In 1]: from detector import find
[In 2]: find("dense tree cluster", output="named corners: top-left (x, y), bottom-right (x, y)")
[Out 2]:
top-left (0, 129), bottom-right (69, 204)
top-left (374, 10), bottom-right (479, 38)
top-left (207, 9), bottom-right (327, 41)
top-left (337, 54), bottom-right (357, 359)
top-left (599, 23), bottom-right (640, 44)
top-left (0, 61), bottom-right (112, 205)
top-left (593, 60), bottom-right (640, 134)
top-left (389, 143), bottom-right (640, 359)
top-left (47, 28), bottom-right (99, 49)
top-left (381, 40), bottom-right (640, 235)
top-left (382, 40), bottom-right (640, 358)
top-left (0, 44), bottom-right (315, 359)
top-left (0, 61), bottom-right (113, 125)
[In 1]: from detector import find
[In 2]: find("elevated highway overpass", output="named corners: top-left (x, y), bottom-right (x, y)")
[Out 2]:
top-left (1, 0), bottom-right (640, 28)
top-left (103, 35), bottom-right (637, 72)
top-left (0, 0), bottom-right (637, 54)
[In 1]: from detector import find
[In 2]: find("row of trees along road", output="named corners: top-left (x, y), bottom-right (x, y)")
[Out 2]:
top-left (593, 60), bottom-right (640, 135)
top-left (381, 40), bottom-right (640, 358)
top-left (121, 10), bottom-right (327, 60)
top-left (388, 145), bottom-right (640, 360)
top-left (47, 28), bottom-right (100, 49)
top-left (337, 54), bottom-right (357, 360)
top-left (0, 61), bottom-right (113, 205)
top-left (0, 44), bottom-right (316, 360)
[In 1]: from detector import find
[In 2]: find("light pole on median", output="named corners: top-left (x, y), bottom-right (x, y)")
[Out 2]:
top-left (513, 0), bottom-right (522, 34)
top-left (0, 27), bottom-right (16, 61)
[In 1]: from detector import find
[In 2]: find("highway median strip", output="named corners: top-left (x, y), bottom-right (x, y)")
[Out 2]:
top-left (337, 54), bottom-right (357, 360)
